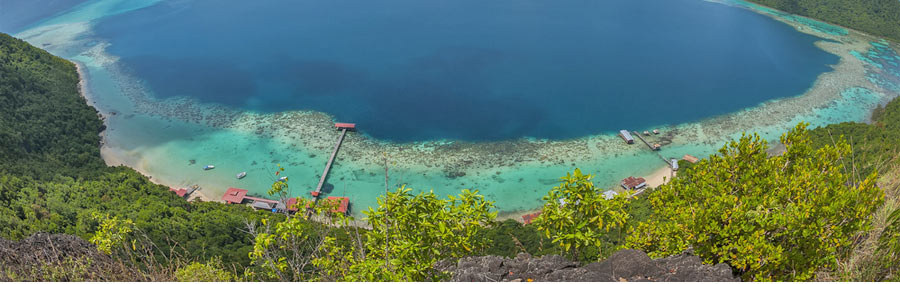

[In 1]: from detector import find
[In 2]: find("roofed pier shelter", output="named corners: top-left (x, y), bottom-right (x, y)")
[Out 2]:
top-left (334, 123), bottom-right (356, 130)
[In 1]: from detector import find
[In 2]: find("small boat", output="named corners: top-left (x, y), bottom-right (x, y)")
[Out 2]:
top-left (203, 165), bottom-right (215, 170)
top-left (643, 131), bottom-right (650, 136)
top-left (278, 176), bottom-right (288, 182)
top-left (236, 172), bottom-right (247, 179)
top-left (653, 129), bottom-right (660, 134)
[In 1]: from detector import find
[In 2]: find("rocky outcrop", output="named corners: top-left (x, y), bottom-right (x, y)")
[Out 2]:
top-left (0, 233), bottom-right (138, 281)
top-left (437, 249), bottom-right (739, 282)
top-left (0, 232), bottom-right (108, 266)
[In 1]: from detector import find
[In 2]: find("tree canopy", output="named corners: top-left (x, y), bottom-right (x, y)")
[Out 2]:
top-left (747, 0), bottom-right (900, 42)
top-left (0, 33), bottom-right (107, 179)
top-left (626, 123), bottom-right (885, 281)
top-left (533, 169), bottom-right (633, 261)
top-left (0, 32), bottom-right (274, 268)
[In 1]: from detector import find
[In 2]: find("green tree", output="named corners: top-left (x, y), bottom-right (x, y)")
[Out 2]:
top-left (747, 0), bottom-right (900, 42)
top-left (89, 212), bottom-right (134, 255)
top-left (175, 258), bottom-right (235, 282)
top-left (246, 196), bottom-right (336, 281)
top-left (312, 186), bottom-right (497, 281)
top-left (532, 169), bottom-right (633, 261)
top-left (626, 123), bottom-right (885, 281)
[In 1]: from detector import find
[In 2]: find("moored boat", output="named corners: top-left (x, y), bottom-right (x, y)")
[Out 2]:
top-left (278, 176), bottom-right (288, 182)
top-left (204, 165), bottom-right (215, 170)
top-left (237, 172), bottom-right (247, 179)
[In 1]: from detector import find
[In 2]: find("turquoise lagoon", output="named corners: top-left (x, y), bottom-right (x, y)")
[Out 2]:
top-left (7, 0), bottom-right (900, 216)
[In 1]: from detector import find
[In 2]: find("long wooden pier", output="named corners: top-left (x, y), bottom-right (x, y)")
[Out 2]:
top-left (307, 124), bottom-right (353, 217)
top-left (632, 131), bottom-right (658, 151)
top-left (633, 131), bottom-right (671, 166)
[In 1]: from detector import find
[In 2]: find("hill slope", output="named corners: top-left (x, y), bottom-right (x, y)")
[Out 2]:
top-left (746, 0), bottom-right (900, 41)
top-left (0, 32), bottom-right (272, 268)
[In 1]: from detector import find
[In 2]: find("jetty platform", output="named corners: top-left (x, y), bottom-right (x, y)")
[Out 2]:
top-left (632, 131), bottom-right (673, 168)
top-left (307, 123), bottom-right (354, 217)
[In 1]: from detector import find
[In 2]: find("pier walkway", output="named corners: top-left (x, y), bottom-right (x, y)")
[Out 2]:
top-left (307, 123), bottom-right (353, 217)
top-left (633, 131), bottom-right (671, 167)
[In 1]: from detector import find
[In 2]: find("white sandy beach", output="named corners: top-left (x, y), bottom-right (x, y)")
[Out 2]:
top-left (501, 164), bottom-right (675, 223)
top-left (76, 61), bottom-right (218, 203)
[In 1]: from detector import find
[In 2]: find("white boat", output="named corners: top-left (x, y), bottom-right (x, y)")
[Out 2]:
top-left (203, 165), bottom-right (215, 170)
top-left (236, 172), bottom-right (247, 179)
top-left (278, 176), bottom-right (288, 182)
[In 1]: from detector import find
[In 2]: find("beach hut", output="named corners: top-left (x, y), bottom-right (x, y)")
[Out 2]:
top-left (603, 190), bottom-right (617, 200)
top-left (251, 200), bottom-right (275, 211)
top-left (621, 177), bottom-right (647, 190)
top-left (169, 188), bottom-right (188, 198)
top-left (324, 196), bottom-right (350, 214)
top-left (222, 187), bottom-right (249, 204)
top-left (522, 211), bottom-right (542, 225)
top-left (619, 130), bottom-right (634, 144)
top-left (276, 197), bottom-right (300, 213)
top-left (682, 154), bottom-right (700, 163)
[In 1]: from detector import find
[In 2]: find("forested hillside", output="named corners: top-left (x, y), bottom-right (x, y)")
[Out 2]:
top-left (0, 32), bottom-right (273, 268)
top-left (746, 0), bottom-right (900, 41)
top-left (0, 34), bottom-right (106, 179)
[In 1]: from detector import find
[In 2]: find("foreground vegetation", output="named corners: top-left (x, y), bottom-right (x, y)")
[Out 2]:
top-left (631, 124), bottom-right (883, 281)
top-left (746, 0), bottom-right (900, 42)
top-left (2, 31), bottom-right (899, 281)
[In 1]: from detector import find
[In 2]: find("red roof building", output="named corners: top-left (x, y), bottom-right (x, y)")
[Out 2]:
top-left (522, 211), bottom-right (542, 225)
top-left (682, 154), bottom-right (700, 163)
top-left (334, 123), bottom-right (356, 130)
top-left (621, 177), bottom-right (647, 190)
top-left (222, 187), bottom-right (248, 204)
top-left (324, 196), bottom-right (350, 214)
top-left (169, 188), bottom-right (188, 198)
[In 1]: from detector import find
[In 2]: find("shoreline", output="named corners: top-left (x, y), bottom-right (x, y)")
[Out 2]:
top-left (31, 0), bottom-right (900, 218)
top-left (497, 164), bottom-right (675, 222)
top-left (75, 61), bottom-right (217, 203)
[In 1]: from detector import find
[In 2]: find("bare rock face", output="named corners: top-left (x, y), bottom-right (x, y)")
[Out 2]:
top-left (0, 232), bottom-right (109, 266)
top-left (437, 249), bottom-right (740, 282)
top-left (0, 233), bottom-right (132, 281)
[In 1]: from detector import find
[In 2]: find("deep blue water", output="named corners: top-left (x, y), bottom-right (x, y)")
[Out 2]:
top-left (0, 0), bottom-right (89, 33)
top-left (92, 0), bottom-right (838, 142)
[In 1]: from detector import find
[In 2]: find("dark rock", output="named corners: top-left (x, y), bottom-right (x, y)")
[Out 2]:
top-left (0, 233), bottom-right (140, 281)
top-left (439, 249), bottom-right (740, 282)
top-left (0, 232), bottom-right (109, 267)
